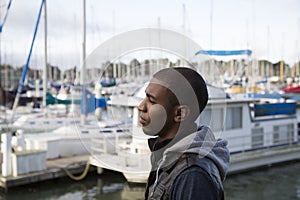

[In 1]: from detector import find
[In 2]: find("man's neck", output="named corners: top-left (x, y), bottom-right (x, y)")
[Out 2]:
top-left (158, 124), bottom-right (180, 141)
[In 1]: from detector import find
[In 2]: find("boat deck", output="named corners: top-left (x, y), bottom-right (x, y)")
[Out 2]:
top-left (228, 144), bottom-right (300, 174)
top-left (0, 155), bottom-right (94, 191)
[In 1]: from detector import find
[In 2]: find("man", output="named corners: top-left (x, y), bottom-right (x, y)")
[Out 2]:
top-left (138, 67), bottom-right (230, 200)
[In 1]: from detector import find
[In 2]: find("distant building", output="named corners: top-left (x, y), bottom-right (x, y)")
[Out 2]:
top-left (1, 58), bottom-right (299, 89)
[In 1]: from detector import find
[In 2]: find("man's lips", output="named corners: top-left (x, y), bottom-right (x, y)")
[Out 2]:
top-left (139, 115), bottom-right (147, 125)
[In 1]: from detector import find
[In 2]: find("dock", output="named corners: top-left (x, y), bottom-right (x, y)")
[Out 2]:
top-left (0, 155), bottom-right (95, 191)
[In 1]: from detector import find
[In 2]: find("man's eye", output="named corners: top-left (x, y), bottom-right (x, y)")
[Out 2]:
top-left (149, 99), bottom-right (156, 104)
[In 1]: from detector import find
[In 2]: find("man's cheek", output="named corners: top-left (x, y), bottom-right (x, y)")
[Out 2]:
top-left (145, 104), bottom-right (167, 135)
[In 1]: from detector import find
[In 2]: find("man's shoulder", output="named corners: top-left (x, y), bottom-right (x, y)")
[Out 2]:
top-left (175, 165), bottom-right (214, 185)
top-left (171, 165), bottom-right (220, 200)
top-left (170, 154), bottom-right (225, 199)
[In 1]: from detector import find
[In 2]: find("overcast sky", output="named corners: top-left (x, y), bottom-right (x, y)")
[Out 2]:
top-left (1, 0), bottom-right (300, 70)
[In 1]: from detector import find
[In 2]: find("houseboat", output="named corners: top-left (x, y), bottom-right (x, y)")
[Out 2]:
top-left (89, 83), bottom-right (300, 183)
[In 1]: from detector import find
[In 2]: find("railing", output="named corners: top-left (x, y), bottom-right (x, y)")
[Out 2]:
top-left (91, 129), bottom-right (132, 155)
top-left (226, 129), bottom-right (298, 154)
top-left (90, 125), bottom-right (299, 157)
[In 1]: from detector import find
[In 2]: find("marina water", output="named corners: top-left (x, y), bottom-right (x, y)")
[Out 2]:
top-left (1, 161), bottom-right (299, 200)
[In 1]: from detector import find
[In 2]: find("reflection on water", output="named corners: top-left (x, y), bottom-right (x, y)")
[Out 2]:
top-left (96, 171), bottom-right (145, 200)
top-left (1, 162), bottom-right (300, 200)
top-left (0, 170), bottom-right (146, 200)
top-left (224, 161), bottom-right (300, 200)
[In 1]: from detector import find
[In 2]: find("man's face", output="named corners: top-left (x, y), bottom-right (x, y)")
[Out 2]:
top-left (138, 82), bottom-right (176, 137)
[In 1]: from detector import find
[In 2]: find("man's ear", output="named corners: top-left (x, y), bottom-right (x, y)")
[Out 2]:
top-left (174, 105), bottom-right (190, 122)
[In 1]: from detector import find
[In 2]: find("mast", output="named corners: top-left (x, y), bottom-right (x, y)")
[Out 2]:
top-left (11, 0), bottom-right (45, 121)
top-left (112, 10), bottom-right (117, 78)
top-left (181, 4), bottom-right (186, 66)
top-left (0, 2), bottom-right (2, 89)
top-left (157, 16), bottom-right (161, 72)
top-left (42, 0), bottom-right (47, 117)
top-left (80, 0), bottom-right (86, 124)
top-left (267, 26), bottom-right (270, 78)
top-left (81, 0), bottom-right (86, 86)
top-left (280, 33), bottom-right (285, 83)
top-left (210, 0), bottom-right (214, 50)
top-left (0, 0), bottom-right (13, 97)
top-left (296, 18), bottom-right (300, 78)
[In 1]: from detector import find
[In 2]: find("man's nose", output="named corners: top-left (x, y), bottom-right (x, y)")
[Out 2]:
top-left (138, 99), bottom-right (146, 112)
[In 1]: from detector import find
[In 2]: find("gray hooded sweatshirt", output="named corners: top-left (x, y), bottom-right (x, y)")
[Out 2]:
top-left (146, 125), bottom-right (230, 200)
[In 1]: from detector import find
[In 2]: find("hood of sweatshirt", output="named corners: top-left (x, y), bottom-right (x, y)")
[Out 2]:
top-left (149, 125), bottom-right (230, 181)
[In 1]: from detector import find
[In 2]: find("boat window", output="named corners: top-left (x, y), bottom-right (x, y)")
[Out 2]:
top-left (198, 107), bottom-right (224, 131)
top-left (251, 127), bottom-right (264, 148)
top-left (100, 130), bottom-right (112, 133)
top-left (116, 129), bottom-right (130, 132)
top-left (273, 124), bottom-right (294, 144)
top-left (29, 121), bottom-right (35, 125)
top-left (211, 108), bottom-right (224, 131)
top-left (81, 131), bottom-right (89, 134)
top-left (226, 107), bottom-right (242, 130)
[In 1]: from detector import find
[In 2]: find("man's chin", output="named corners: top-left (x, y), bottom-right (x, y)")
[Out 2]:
top-left (142, 126), bottom-right (159, 137)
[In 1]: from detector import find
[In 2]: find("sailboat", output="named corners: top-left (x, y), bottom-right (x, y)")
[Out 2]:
top-left (6, 0), bottom-right (107, 132)
top-left (9, 0), bottom-right (130, 159)
top-left (282, 83), bottom-right (300, 93)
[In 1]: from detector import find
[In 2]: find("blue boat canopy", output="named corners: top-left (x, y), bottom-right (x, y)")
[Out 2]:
top-left (254, 102), bottom-right (296, 117)
top-left (195, 49), bottom-right (252, 56)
